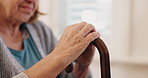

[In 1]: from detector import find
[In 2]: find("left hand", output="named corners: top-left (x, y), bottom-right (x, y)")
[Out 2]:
top-left (74, 43), bottom-right (95, 67)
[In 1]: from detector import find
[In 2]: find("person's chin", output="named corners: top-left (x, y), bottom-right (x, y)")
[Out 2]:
top-left (15, 16), bottom-right (30, 23)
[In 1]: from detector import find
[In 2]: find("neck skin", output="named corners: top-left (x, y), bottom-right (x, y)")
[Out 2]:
top-left (0, 16), bottom-right (22, 37)
top-left (0, 16), bottom-right (24, 50)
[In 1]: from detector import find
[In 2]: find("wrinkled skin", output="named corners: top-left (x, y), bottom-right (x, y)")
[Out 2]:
top-left (0, 0), bottom-right (38, 50)
top-left (55, 22), bottom-right (99, 66)
top-left (75, 43), bottom-right (95, 66)
top-left (0, 0), bottom-right (38, 23)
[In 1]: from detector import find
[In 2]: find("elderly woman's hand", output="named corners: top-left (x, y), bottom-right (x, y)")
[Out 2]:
top-left (54, 22), bottom-right (99, 65)
top-left (24, 22), bottom-right (99, 78)
top-left (74, 43), bottom-right (95, 66)
top-left (73, 28), bottom-right (99, 78)
top-left (73, 44), bottom-right (96, 78)
top-left (74, 27), bottom-right (99, 66)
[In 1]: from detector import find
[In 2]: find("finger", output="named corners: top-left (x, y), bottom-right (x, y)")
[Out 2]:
top-left (80, 24), bottom-right (95, 37)
top-left (74, 21), bottom-right (87, 30)
top-left (84, 32), bottom-right (100, 43)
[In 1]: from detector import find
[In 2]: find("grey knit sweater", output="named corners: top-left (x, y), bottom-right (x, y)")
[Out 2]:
top-left (0, 21), bottom-right (91, 78)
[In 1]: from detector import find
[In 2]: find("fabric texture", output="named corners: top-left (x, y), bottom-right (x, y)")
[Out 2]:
top-left (0, 21), bottom-right (91, 78)
top-left (9, 35), bottom-right (42, 70)
top-left (12, 72), bottom-right (28, 78)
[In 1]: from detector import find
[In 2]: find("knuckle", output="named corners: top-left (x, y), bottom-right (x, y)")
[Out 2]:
top-left (92, 32), bottom-right (98, 38)
top-left (70, 30), bottom-right (77, 36)
top-left (85, 38), bottom-right (91, 44)
top-left (75, 35), bottom-right (82, 41)
top-left (89, 35), bottom-right (95, 40)
top-left (75, 35), bottom-right (86, 45)
top-left (79, 39), bottom-right (88, 46)
top-left (88, 33), bottom-right (98, 41)
top-left (80, 41), bottom-right (88, 47)
top-left (86, 24), bottom-right (93, 29)
top-left (83, 24), bottom-right (94, 34)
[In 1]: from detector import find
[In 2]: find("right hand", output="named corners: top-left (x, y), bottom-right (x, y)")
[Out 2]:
top-left (24, 22), bottom-right (100, 78)
top-left (54, 22), bottom-right (100, 63)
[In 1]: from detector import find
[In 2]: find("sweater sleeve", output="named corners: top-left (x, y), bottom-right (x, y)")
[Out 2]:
top-left (12, 72), bottom-right (28, 78)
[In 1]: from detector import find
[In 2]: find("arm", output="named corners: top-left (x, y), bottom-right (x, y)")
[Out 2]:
top-left (13, 22), bottom-right (99, 78)
top-left (12, 50), bottom-right (73, 78)
top-left (24, 51), bottom-right (75, 78)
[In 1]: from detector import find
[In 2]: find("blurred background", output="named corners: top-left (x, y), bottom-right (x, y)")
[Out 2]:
top-left (38, 0), bottom-right (148, 78)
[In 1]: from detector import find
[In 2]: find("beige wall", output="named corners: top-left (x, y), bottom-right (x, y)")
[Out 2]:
top-left (38, 0), bottom-right (51, 27)
top-left (131, 0), bottom-right (148, 61)
top-left (38, 0), bottom-right (59, 37)
top-left (91, 0), bottom-right (148, 78)
top-left (104, 0), bottom-right (148, 78)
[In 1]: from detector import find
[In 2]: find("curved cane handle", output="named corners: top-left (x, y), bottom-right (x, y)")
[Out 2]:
top-left (65, 38), bottom-right (111, 78)
top-left (92, 38), bottom-right (111, 78)
top-left (65, 63), bottom-right (73, 73)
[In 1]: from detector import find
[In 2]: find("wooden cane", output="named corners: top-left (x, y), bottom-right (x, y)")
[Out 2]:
top-left (65, 38), bottom-right (111, 78)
